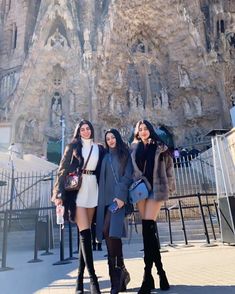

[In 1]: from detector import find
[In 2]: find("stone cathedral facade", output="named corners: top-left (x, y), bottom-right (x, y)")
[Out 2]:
top-left (0, 0), bottom-right (235, 158)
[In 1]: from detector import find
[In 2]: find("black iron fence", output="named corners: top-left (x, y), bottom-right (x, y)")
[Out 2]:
top-left (0, 169), bottom-right (56, 212)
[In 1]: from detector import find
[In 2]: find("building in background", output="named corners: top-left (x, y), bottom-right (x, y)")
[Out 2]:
top-left (0, 0), bottom-right (235, 160)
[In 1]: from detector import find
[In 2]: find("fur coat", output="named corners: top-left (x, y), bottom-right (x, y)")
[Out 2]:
top-left (131, 143), bottom-right (175, 201)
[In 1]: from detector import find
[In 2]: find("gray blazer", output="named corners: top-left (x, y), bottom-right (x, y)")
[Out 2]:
top-left (96, 150), bottom-right (133, 242)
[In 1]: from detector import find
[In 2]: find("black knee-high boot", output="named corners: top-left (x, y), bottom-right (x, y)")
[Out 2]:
top-left (151, 221), bottom-right (170, 291)
top-left (108, 256), bottom-right (130, 294)
top-left (138, 220), bottom-right (155, 294)
top-left (75, 242), bottom-right (85, 294)
top-left (105, 235), bottom-right (130, 294)
top-left (117, 256), bottom-right (130, 292)
top-left (80, 229), bottom-right (101, 294)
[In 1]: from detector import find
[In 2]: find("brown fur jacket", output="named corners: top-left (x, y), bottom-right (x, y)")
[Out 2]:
top-left (131, 143), bottom-right (175, 201)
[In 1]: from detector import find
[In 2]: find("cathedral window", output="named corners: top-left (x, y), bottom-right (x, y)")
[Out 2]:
top-left (12, 23), bottom-right (17, 49)
top-left (216, 19), bottom-right (225, 36)
top-left (220, 20), bottom-right (225, 33)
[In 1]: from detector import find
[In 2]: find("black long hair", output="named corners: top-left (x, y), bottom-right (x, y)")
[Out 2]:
top-left (133, 119), bottom-right (163, 145)
top-left (133, 120), bottom-right (171, 160)
top-left (73, 119), bottom-right (95, 140)
top-left (105, 128), bottom-right (129, 171)
top-left (72, 119), bottom-right (95, 167)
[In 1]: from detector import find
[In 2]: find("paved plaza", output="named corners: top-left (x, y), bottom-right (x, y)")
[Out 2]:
top-left (0, 240), bottom-right (234, 294)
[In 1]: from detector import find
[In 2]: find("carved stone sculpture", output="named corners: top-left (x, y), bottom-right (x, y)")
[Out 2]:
top-left (178, 65), bottom-right (190, 88)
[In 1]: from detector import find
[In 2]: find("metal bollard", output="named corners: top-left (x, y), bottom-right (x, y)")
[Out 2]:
top-left (53, 223), bottom-right (71, 265)
top-left (73, 226), bottom-right (79, 254)
top-left (28, 214), bottom-right (43, 263)
top-left (41, 215), bottom-right (53, 256)
top-left (178, 200), bottom-right (193, 247)
top-left (0, 211), bottom-right (13, 271)
top-left (167, 209), bottom-right (174, 246)
top-left (155, 221), bottom-right (168, 253)
top-left (66, 221), bottom-right (77, 260)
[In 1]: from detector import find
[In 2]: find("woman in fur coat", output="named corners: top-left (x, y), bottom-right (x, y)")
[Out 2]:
top-left (131, 119), bottom-right (175, 293)
top-left (52, 119), bottom-right (105, 294)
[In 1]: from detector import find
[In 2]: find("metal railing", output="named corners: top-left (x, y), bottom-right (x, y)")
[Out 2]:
top-left (0, 170), bottom-right (56, 212)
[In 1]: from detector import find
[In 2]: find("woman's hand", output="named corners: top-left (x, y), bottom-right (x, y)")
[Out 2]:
top-left (113, 198), bottom-right (125, 209)
top-left (54, 198), bottom-right (63, 206)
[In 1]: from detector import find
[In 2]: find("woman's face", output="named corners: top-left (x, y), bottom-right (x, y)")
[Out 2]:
top-left (80, 124), bottom-right (92, 139)
top-left (138, 123), bottom-right (150, 142)
top-left (106, 132), bottom-right (117, 149)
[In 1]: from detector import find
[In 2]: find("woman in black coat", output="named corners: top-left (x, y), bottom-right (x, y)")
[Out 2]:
top-left (96, 129), bottom-right (133, 294)
top-left (52, 119), bottom-right (105, 294)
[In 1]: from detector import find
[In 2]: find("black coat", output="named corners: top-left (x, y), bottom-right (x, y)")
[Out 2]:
top-left (52, 141), bottom-right (105, 221)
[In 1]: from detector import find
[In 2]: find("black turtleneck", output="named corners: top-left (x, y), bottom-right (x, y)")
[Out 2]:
top-left (135, 141), bottom-right (157, 189)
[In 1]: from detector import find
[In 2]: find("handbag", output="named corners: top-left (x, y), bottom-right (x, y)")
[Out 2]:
top-left (108, 155), bottom-right (134, 216)
top-left (129, 179), bottom-right (149, 204)
top-left (64, 145), bottom-right (93, 191)
top-left (128, 160), bottom-right (149, 204)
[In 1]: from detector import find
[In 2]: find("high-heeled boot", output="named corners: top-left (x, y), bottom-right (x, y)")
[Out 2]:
top-left (75, 241), bottom-right (85, 294)
top-left (151, 221), bottom-right (170, 291)
top-left (138, 220), bottom-right (155, 294)
top-left (108, 257), bottom-right (121, 294)
top-left (117, 256), bottom-right (130, 292)
top-left (80, 229), bottom-right (101, 294)
top-left (108, 256), bottom-right (130, 294)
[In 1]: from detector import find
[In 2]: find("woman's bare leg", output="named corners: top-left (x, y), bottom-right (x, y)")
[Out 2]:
top-left (137, 199), bottom-right (147, 219)
top-left (137, 199), bottom-right (163, 221)
top-left (76, 207), bottom-right (95, 231)
top-left (144, 199), bottom-right (163, 220)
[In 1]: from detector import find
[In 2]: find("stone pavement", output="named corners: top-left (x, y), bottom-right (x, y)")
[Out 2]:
top-left (0, 240), bottom-right (234, 294)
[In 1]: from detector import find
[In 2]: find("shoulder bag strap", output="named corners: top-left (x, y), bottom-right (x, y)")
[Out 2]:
top-left (108, 154), bottom-right (118, 184)
top-left (82, 145), bottom-right (93, 170)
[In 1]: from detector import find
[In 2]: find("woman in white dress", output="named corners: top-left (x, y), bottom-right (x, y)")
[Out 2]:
top-left (52, 119), bottom-right (105, 294)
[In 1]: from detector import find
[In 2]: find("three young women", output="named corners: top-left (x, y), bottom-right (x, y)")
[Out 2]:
top-left (52, 119), bottom-right (105, 294)
top-left (131, 119), bottom-right (175, 293)
top-left (96, 129), bottom-right (132, 294)
top-left (52, 118), bottom-right (175, 293)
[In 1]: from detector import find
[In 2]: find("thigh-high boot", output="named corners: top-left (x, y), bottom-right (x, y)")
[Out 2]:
top-left (80, 229), bottom-right (101, 294)
top-left (75, 242), bottom-right (85, 294)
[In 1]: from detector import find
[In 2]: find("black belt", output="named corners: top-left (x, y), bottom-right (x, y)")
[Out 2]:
top-left (82, 170), bottom-right (96, 175)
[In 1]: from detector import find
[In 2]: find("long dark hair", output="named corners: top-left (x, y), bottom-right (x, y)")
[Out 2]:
top-left (105, 128), bottom-right (129, 171)
top-left (73, 119), bottom-right (95, 140)
top-left (133, 119), bottom-right (163, 144)
top-left (72, 119), bottom-right (95, 167)
top-left (133, 120), bottom-right (171, 160)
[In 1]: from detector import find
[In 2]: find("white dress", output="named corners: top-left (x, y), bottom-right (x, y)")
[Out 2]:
top-left (76, 138), bottom-right (99, 208)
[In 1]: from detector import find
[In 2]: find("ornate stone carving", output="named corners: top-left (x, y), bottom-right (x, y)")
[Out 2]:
top-left (46, 28), bottom-right (69, 49)
top-left (51, 93), bottom-right (62, 127)
top-left (182, 97), bottom-right (191, 117)
top-left (160, 87), bottom-right (169, 109)
top-left (178, 65), bottom-right (190, 88)
top-left (152, 94), bottom-right (161, 109)
top-left (193, 96), bottom-right (202, 116)
top-left (16, 117), bottom-right (41, 143)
